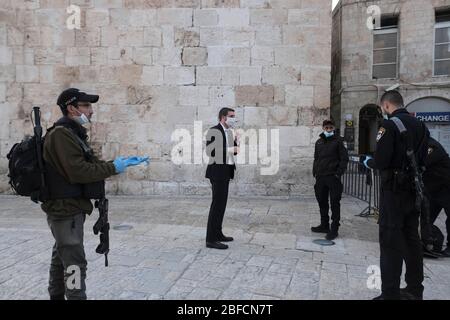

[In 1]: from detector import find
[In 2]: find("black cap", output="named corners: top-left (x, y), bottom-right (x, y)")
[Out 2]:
top-left (322, 119), bottom-right (335, 127)
top-left (57, 88), bottom-right (99, 109)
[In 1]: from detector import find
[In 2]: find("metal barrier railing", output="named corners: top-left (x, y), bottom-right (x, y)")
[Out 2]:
top-left (342, 156), bottom-right (380, 218)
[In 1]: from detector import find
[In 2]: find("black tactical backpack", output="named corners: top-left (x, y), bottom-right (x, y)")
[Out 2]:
top-left (6, 107), bottom-right (47, 203)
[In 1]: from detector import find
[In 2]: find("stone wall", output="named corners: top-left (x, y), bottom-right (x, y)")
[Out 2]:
top-left (0, 0), bottom-right (332, 196)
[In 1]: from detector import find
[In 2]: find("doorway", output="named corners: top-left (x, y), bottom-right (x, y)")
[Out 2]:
top-left (359, 104), bottom-right (382, 155)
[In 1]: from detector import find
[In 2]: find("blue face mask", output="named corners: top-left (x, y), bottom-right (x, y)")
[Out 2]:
top-left (74, 107), bottom-right (90, 126)
top-left (323, 131), bottom-right (334, 138)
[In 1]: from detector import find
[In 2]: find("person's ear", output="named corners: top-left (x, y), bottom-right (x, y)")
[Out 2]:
top-left (387, 102), bottom-right (393, 112)
top-left (66, 105), bottom-right (72, 115)
top-left (67, 104), bottom-right (77, 114)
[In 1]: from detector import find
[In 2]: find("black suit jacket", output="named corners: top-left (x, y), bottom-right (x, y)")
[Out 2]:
top-left (205, 124), bottom-right (237, 180)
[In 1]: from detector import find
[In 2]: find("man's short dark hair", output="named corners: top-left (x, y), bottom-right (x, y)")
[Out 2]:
top-left (380, 90), bottom-right (404, 108)
top-left (322, 119), bottom-right (335, 127)
top-left (218, 107), bottom-right (235, 120)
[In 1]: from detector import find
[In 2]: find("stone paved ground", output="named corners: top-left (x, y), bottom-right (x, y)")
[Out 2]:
top-left (0, 195), bottom-right (449, 300)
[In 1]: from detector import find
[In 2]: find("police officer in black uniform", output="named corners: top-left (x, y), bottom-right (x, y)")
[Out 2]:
top-left (424, 136), bottom-right (450, 256)
top-left (362, 90), bottom-right (429, 300)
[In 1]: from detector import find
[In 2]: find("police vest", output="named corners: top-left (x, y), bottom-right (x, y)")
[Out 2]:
top-left (44, 123), bottom-right (105, 200)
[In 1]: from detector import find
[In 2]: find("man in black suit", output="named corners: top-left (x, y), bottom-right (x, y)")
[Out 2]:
top-left (205, 107), bottom-right (239, 249)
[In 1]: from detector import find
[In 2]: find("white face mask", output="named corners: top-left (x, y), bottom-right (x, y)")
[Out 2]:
top-left (323, 131), bottom-right (334, 138)
top-left (74, 108), bottom-right (90, 126)
top-left (226, 117), bottom-right (238, 128)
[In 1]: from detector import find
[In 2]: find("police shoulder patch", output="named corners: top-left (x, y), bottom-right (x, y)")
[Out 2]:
top-left (428, 147), bottom-right (434, 155)
top-left (376, 127), bottom-right (386, 142)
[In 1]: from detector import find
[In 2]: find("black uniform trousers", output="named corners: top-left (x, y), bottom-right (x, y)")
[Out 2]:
top-left (379, 189), bottom-right (424, 298)
top-left (206, 179), bottom-right (230, 242)
top-left (429, 186), bottom-right (450, 247)
top-left (314, 175), bottom-right (343, 230)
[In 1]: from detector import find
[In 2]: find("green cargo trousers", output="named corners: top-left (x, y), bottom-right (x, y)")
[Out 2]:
top-left (46, 213), bottom-right (87, 300)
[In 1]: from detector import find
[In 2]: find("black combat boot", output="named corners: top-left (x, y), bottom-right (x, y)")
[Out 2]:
top-left (400, 288), bottom-right (423, 300)
top-left (441, 246), bottom-right (450, 257)
top-left (50, 294), bottom-right (65, 300)
top-left (326, 229), bottom-right (338, 240)
top-left (326, 225), bottom-right (339, 240)
top-left (311, 224), bottom-right (330, 233)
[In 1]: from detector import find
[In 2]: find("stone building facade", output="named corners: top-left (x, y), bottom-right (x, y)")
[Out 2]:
top-left (332, 0), bottom-right (450, 156)
top-left (0, 0), bottom-right (332, 197)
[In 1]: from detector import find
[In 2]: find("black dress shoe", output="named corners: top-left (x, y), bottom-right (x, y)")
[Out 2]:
top-left (206, 241), bottom-right (229, 250)
top-left (218, 235), bottom-right (234, 242)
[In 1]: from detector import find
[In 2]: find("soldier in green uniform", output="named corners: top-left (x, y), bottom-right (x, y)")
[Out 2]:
top-left (43, 88), bottom-right (148, 300)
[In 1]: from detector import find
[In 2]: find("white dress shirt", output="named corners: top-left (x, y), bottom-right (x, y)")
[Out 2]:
top-left (220, 122), bottom-right (235, 165)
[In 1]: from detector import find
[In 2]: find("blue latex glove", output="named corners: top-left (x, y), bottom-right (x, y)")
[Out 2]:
top-left (124, 156), bottom-right (150, 166)
top-left (113, 156), bottom-right (127, 174)
top-left (363, 156), bottom-right (373, 169)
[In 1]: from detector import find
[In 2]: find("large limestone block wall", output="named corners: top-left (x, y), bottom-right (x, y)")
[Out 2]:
top-left (0, 0), bottom-right (332, 197)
